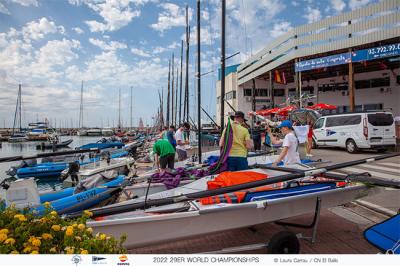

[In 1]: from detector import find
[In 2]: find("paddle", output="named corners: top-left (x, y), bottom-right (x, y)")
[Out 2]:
top-left (64, 152), bottom-right (400, 219)
top-left (0, 148), bottom-right (100, 163)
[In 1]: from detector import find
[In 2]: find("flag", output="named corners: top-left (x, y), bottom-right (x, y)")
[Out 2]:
top-left (274, 70), bottom-right (282, 83)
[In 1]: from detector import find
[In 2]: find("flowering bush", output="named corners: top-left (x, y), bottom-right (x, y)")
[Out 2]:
top-left (0, 204), bottom-right (126, 254)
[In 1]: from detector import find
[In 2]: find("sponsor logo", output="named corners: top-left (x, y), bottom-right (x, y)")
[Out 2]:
top-left (117, 255), bottom-right (130, 266)
top-left (326, 129), bottom-right (336, 136)
top-left (72, 255), bottom-right (82, 266)
top-left (92, 256), bottom-right (107, 265)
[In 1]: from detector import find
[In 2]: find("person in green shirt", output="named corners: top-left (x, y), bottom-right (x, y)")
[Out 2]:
top-left (153, 139), bottom-right (176, 174)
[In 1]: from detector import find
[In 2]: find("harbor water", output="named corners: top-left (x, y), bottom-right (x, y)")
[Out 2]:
top-left (0, 136), bottom-right (104, 192)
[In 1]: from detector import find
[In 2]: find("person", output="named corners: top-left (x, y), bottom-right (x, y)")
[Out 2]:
top-left (306, 120), bottom-right (314, 157)
top-left (219, 111), bottom-right (253, 171)
top-left (175, 122), bottom-right (190, 161)
top-left (251, 121), bottom-right (262, 151)
top-left (166, 125), bottom-right (176, 149)
top-left (153, 139), bottom-right (176, 174)
top-left (266, 120), bottom-right (300, 166)
top-left (159, 126), bottom-right (168, 139)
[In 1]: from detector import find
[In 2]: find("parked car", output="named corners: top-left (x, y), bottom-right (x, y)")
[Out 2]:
top-left (312, 111), bottom-right (396, 153)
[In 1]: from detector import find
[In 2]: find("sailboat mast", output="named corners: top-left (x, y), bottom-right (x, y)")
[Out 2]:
top-left (118, 88), bottom-right (121, 130)
top-left (184, 4), bottom-right (190, 122)
top-left (175, 66), bottom-right (178, 127)
top-left (171, 53), bottom-right (175, 127)
top-left (220, 0), bottom-right (226, 133)
top-left (179, 40), bottom-right (183, 125)
top-left (79, 81), bottom-right (84, 128)
top-left (196, 0), bottom-right (202, 163)
top-left (18, 84), bottom-right (22, 131)
top-left (167, 60), bottom-right (171, 126)
top-left (130, 86), bottom-right (133, 130)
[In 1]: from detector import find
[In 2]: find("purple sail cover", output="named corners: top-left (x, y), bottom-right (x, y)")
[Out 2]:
top-left (150, 167), bottom-right (209, 189)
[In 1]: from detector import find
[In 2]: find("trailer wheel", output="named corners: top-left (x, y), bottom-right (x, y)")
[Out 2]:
top-left (267, 231), bottom-right (300, 254)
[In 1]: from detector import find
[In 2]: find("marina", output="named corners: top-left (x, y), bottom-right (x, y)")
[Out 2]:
top-left (0, 0), bottom-right (399, 262)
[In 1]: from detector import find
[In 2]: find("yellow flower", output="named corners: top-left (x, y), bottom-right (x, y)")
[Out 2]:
top-left (0, 228), bottom-right (9, 234)
top-left (42, 233), bottom-right (53, 240)
top-left (65, 247), bottom-right (74, 254)
top-left (31, 251), bottom-right (39, 254)
top-left (50, 211), bottom-right (57, 216)
top-left (75, 236), bottom-right (82, 241)
top-left (65, 227), bottom-right (74, 237)
top-left (13, 214), bottom-right (27, 222)
top-left (72, 223), bottom-right (78, 228)
top-left (78, 223), bottom-right (85, 230)
top-left (0, 233), bottom-right (7, 242)
top-left (51, 225), bottom-right (61, 232)
top-left (44, 202), bottom-right (51, 208)
top-left (83, 210), bottom-right (93, 217)
top-left (80, 249), bottom-right (89, 254)
top-left (31, 238), bottom-right (41, 247)
top-left (86, 227), bottom-right (93, 234)
top-left (99, 234), bottom-right (106, 241)
top-left (49, 247), bottom-right (57, 253)
top-left (10, 250), bottom-right (19, 254)
top-left (4, 238), bottom-right (16, 245)
top-left (23, 246), bottom-right (31, 253)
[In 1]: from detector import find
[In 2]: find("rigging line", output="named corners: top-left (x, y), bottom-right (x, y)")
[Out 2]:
top-left (241, 0), bottom-right (248, 59)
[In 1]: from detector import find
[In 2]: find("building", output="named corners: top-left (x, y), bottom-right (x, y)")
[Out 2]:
top-left (216, 0), bottom-right (400, 125)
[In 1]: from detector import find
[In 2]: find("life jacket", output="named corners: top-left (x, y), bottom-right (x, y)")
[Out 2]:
top-left (200, 171), bottom-right (269, 205)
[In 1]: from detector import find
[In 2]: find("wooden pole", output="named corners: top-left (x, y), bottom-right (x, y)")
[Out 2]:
top-left (269, 71), bottom-right (274, 107)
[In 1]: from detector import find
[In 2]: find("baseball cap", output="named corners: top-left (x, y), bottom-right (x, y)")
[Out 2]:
top-left (234, 111), bottom-right (248, 121)
top-left (277, 120), bottom-right (293, 129)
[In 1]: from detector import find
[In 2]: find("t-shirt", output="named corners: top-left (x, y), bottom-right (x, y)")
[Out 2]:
top-left (282, 132), bottom-right (301, 165)
top-left (153, 139), bottom-right (176, 158)
top-left (226, 122), bottom-right (251, 158)
top-left (175, 129), bottom-right (186, 151)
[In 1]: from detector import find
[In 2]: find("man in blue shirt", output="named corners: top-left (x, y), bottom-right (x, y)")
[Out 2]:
top-left (166, 125), bottom-right (176, 150)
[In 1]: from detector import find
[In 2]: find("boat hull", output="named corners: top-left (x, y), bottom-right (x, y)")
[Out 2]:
top-left (89, 184), bottom-right (378, 249)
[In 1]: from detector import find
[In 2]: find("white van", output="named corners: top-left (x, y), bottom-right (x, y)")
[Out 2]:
top-left (312, 111), bottom-right (396, 153)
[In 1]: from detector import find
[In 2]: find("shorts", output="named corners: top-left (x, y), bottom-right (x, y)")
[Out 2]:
top-left (159, 154), bottom-right (175, 169)
top-left (227, 157), bottom-right (249, 171)
top-left (176, 149), bottom-right (188, 161)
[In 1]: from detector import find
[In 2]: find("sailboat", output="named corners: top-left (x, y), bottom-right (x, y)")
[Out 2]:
top-left (8, 84), bottom-right (27, 142)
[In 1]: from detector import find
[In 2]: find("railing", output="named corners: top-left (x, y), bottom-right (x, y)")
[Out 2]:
top-left (237, 0), bottom-right (400, 85)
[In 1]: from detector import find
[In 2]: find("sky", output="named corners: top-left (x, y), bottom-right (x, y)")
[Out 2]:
top-left (0, 0), bottom-right (380, 128)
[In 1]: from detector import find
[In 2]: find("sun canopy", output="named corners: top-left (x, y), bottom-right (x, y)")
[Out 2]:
top-left (308, 103), bottom-right (337, 110)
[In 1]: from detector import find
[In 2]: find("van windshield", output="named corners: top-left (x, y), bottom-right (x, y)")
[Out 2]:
top-left (368, 113), bottom-right (394, 126)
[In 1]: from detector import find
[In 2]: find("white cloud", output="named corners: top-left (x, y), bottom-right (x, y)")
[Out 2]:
top-left (10, 0), bottom-right (38, 7)
top-left (89, 38), bottom-right (127, 51)
top-left (0, 2), bottom-right (10, 14)
top-left (303, 6), bottom-right (322, 23)
top-left (349, 0), bottom-right (371, 10)
top-left (69, 0), bottom-right (142, 32)
top-left (131, 47), bottom-right (151, 57)
top-left (331, 0), bottom-right (346, 12)
top-left (22, 17), bottom-right (60, 41)
top-left (151, 3), bottom-right (193, 33)
top-left (72, 27), bottom-right (84, 34)
top-left (291, 1), bottom-right (299, 6)
top-left (270, 21), bottom-right (293, 38)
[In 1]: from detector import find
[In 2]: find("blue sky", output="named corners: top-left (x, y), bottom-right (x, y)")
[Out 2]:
top-left (0, 0), bottom-right (379, 128)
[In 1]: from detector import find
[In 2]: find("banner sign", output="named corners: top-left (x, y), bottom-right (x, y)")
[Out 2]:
top-left (295, 52), bottom-right (351, 72)
top-left (351, 43), bottom-right (400, 62)
top-left (295, 43), bottom-right (400, 72)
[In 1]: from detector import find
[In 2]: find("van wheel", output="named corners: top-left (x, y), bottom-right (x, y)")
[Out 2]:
top-left (346, 139), bottom-right (358, 153)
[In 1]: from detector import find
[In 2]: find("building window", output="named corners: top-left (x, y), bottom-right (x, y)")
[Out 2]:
top-left (225, 91), bottom-right (236, 100)
top-left (363, 103), bottom-right (383, 111)
top-left (273, 89), bottom-right (285, 96)
top-left (355, 77), bottom-right (390, 89)
top-left (256, 89), bottom-right (268, 97)
top-left (255, 99), bottom-right (271, 103)
top-left (243, 89), bottom-right (252, 96)
top-left (318, 83), bottom-right (348, 92)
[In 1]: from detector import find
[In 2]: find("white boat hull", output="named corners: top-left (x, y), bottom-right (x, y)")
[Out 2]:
top-left (88, 184), bottom-right (378, 249)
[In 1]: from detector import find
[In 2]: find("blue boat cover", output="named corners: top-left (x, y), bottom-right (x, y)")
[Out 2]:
top-left (79, 142), bottom-right (124, 150)
top-left (364, 214), bottom-right (400, 254)
top-left (243, 183), bottom-right (337, 202)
